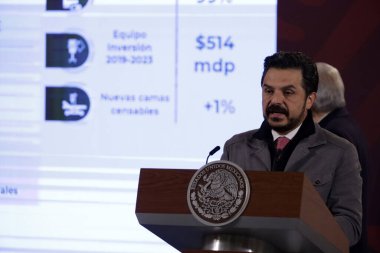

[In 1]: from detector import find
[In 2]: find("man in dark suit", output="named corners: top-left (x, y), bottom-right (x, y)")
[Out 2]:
top-left (221, 51), bottom-right (362, 246)
top-left (312, 62), bottom-right (369, 253)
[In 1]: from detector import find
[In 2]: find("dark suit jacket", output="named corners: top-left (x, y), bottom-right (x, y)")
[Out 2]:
top-left (319, 107), bottom-right (369, 253)
top-left (221, 118), bottom-right (362, 246)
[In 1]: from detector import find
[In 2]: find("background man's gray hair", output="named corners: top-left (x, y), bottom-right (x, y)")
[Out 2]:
top-left (312, 62), bottom-right (346, 113)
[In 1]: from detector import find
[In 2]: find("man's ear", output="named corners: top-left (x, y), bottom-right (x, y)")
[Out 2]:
top-left (306, 92), bottom-right (317, 110)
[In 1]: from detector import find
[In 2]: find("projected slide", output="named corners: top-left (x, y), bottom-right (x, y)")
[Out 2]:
top-left (0, 0), bottom-right (276, 252)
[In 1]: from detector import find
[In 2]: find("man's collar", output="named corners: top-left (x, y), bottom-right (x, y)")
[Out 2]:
top-left (314, 111), bottom-right (330, 123)
top-left (272, 124), bottom-right (301, 141)
top-left (253, 110), bottom-right (315, 142)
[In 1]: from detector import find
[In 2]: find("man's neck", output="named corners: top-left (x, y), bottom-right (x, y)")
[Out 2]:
top-left (272, 123), bottom-right (302, 140)
top-left (312, 111), bottom-right (330, 123)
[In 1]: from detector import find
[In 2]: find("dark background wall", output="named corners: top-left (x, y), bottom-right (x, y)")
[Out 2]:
top-left (277, 0), bottom-right (380, 252)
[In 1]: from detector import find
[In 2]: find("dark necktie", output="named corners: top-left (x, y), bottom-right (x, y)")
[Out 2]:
top-left (276, 136), bottom-right (290, 152)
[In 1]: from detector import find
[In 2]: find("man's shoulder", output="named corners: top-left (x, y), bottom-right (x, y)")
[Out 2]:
top-left (225, 129), bottom-right (259, 146)
top-left (315, 124), bottom-right (357, 151)
top-left (321, 108), bottom-right (366, 146)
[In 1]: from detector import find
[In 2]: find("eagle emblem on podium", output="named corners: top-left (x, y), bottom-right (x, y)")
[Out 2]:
top-left (187, 161), bottom-right (250, 226)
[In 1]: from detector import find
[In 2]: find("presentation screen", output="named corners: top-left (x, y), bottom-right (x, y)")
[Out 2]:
top-left (0, 0), bottom-right (277, 252)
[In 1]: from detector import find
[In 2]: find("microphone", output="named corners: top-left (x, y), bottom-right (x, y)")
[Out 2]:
top-left (205, 146), bottom-right (220, 164)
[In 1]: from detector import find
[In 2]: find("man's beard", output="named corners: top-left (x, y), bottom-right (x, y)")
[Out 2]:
top-left (265, 103), bottom-right (306, 133)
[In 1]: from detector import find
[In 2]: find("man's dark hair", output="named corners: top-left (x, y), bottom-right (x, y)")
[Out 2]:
top-left (261, 51), bottom-right (319, 95)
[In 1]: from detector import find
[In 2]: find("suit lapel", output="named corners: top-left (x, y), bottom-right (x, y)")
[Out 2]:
top-left (284, 127), bottom-right (326, 171)
top-left (248, 139), bottom-right (271, 171)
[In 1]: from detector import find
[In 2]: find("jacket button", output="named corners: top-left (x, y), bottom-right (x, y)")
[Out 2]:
top-left (315, 180), bottom-right (321, 185)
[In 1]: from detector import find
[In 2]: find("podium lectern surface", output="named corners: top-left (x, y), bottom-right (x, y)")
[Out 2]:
top-left (136, 169), bottom-right (348, 253)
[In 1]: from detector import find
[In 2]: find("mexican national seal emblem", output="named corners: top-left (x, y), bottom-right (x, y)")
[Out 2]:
top-left (187, 160), bottom-right (250, 226)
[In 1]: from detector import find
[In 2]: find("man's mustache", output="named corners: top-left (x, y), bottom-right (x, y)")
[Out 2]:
top-left (266, 104), bottom-right (288, 116)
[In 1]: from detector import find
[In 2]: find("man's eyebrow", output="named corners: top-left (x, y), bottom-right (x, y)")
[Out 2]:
top-left (282, 84), bottom-right (296, 89)
top-left (262, 84), bottom-right (296, 89)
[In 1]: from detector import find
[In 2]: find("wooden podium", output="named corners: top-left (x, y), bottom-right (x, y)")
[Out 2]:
top-left (135, 168), bottom-right (349, 253)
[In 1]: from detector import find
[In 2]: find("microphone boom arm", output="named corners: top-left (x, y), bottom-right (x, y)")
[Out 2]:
top-left (205, 146), bottom-right (220, 164)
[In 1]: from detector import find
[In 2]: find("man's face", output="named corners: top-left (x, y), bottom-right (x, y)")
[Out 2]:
top-left (262, 68), bottom-right (316, 134)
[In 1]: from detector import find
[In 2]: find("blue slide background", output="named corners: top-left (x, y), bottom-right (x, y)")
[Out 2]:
top-left (0, 1), bottom-right (276, 252)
